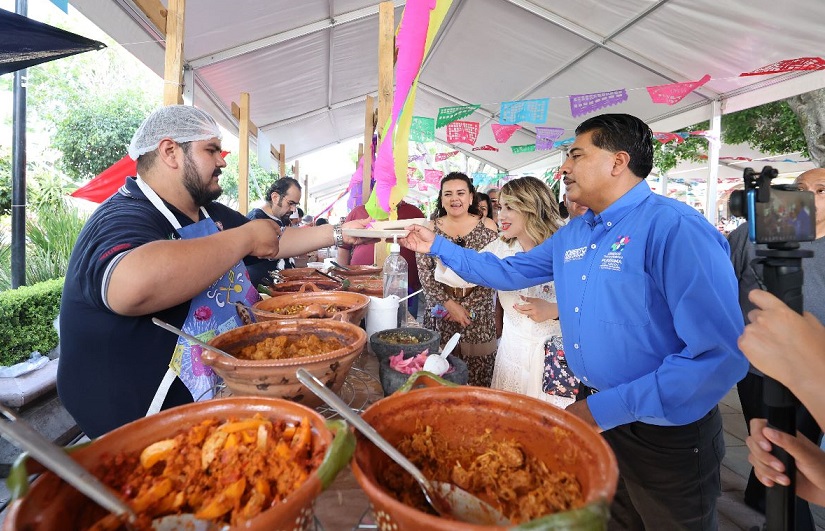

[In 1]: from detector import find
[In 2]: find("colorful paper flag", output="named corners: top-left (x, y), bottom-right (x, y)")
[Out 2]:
top-left (535, 127), bottom-right (565, 150)
top-left (653, 132), bottom-right (685, 144)
top-left (408, 153), bottom-right (427, 163)
top-left (436, 104), bottom-right (481, 128)
top-left (407, 167), bottom-right (418, 179)
top-left (647, 75), bottom-right (711, 105)
top-left (569, 89), bottom-right (628, 118)
top-left (499, 98), bottom-right (549, 125)
top-left (424, 169), bottom-right (444, 186)
top-left (741, 57), bottom-right (825, 76)
top-left (435, 150), bottom-right (459, 162)
top-left (446, 121), bottom-right (480, 145)
top-left (491, 124), bottom-right (521, 143)
top-left (511, 144), bottom-right (536, 154)
top-left (472, 145), bottom-right (499, 152)
top-left (409, 116), bottom-right (435, 142)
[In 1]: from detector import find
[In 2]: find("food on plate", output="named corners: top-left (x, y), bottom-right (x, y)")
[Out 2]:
top-left (382, 424), bottom-right (584, 523)
top-left (92, 414), bottom-right (322, 529)
top-left (236, 334), bottom-right (345, 361)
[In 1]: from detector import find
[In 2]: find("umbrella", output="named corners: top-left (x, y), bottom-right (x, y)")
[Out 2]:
top-left (0, 7), bottom-right (105, 76)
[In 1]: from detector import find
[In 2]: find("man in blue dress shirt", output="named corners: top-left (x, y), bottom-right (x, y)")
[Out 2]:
top-left (402, 113), bottom-right (748, 530)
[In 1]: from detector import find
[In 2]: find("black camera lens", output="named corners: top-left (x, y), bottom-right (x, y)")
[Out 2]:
top-left (728, 190), bottom-right (746, 219)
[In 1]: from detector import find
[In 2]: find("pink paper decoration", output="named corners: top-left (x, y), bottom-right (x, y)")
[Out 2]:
top-left (472, 145), bottom-right (499, 152)
top-left (491, 123), bottom-right (521, 143)
top-left (435, 150), bottom-right (459, 162)
top-left (741, 57), bottom-right (825, 76)
top-left (424, 169), bottom-right (443, 186)
top-left (569, 89), bottom-right (628, 118)
top-left (446, 120), bottom-right (480, 145)
top-left (407, 167), bottom-right (417, 179)
top-left (647, 75), bottom-right (711, 105)
top-left (653, 132), bottom-right (685, 144)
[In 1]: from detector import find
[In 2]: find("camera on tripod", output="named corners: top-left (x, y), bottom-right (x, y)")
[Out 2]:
top-left (728, 166), bottom-right (816, 245)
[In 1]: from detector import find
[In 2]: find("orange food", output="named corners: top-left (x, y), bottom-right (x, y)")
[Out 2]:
top-left (236, 334), bottom-right (344, 360)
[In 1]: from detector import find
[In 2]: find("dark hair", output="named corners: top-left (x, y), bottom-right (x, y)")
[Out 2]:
top-left (575, 114), bottom-right (653, 179)
top-left (136, 141), bottom-right (192, 175)
top-left (315, 217), bottom-right (329, 226)
top-left (435, 172), bottom-right (480, 217)
top-left (475, 192), bottom-right (494, 219)
top-left (264, 177), bottom-right (301, 205)
top-left (280, 206), bottom-right (304, 226)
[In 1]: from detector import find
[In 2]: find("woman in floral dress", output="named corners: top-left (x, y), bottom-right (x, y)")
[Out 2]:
top-left (417, 172), bottom-right (499, 386)
top-left (483, 177), bottom-right (573, 408)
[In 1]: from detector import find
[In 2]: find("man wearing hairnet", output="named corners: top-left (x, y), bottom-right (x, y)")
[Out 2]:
top-left (58, 105), bottom-right (370, 437)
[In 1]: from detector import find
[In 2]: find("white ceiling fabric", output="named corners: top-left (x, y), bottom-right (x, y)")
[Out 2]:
top-left (70, 0), bottom-right (825, 172)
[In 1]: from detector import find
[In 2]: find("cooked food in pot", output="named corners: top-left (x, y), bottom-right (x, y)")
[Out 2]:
top-left (91, 414), bottom-right (322, 529)
top-left (272, 304), bottom-right (346, 316)
top-left (377, 332), bottom-right (422, 345)
top-left (382, 424), bottom-right (584, 523)
top-left (236, 334), bottom-right (345, 360)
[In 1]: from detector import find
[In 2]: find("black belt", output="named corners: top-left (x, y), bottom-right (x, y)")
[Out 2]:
top-left (576, 382), bottom-right (599, 401)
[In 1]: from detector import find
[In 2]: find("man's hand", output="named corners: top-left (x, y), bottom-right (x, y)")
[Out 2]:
top-left (513, 295), bottom-right (558, 322)
top-left (242, 219), bottom-right (282, 259)
top-left (747, 418), bottom-right (825, 506)
top-left (340, 218), bottom-right (377, 246)
top-left (443, 299), bottom-right (472, 327)
top-left (564, 399), bottom-right (603, 433)
top-left (400, 224), bottom-right (436, 253)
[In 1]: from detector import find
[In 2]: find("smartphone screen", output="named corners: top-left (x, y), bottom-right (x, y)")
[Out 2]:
top-left (750, 187), bottom-right (816, 244)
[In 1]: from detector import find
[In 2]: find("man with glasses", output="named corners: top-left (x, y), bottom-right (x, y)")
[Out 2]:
top-left (247, 177), bottom-right (303, 276)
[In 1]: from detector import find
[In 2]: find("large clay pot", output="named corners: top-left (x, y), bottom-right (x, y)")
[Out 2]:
top-left (203, 318), bottom-right (366, 408)
top-left (3, 397), bottom-right (354, 531)
top-left (252, 290), bottom-right (370, 325)
top-left (267, 279), bottom-right (342, 294)
top-left (351, 380), bottom-right (618, 530)
top-left (331, 264), bottom-right (382, 277)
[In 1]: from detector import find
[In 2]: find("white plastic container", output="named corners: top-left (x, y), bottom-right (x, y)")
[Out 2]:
top-left (366, 295), bottom-right (400, 339)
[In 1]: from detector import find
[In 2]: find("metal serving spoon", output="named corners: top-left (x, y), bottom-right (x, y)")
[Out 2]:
top-left (151, 317), bottom-right (236, 359)
top-left (296, 369), bottom-right (510, 526)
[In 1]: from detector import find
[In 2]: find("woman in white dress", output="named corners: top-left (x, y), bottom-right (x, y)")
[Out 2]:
top-left (484, 177), bottom-right (573, 408)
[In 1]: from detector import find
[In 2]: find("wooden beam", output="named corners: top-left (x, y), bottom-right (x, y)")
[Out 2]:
top-left (133, 0), bottom-right (167, 34)
top-left (230, 101), bottom-right (282, 163)
top-left (163, 0), bottom-right (185, 105)
top-left (358, 143), bottom-right (364, 162)
top-left (376, 1), bottom-right (394, 139)
top-left (238, 92), bottom-right (250, 214)
top-left (279, 144), bottom-right (286, 178)
top-left (362, 95), bottom-right (375, 204)
top-left (303, 174), bottom-right (309, 213)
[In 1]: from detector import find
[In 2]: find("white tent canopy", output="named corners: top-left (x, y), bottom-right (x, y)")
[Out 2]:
top-left (70, 0), bottom-right (825, 174)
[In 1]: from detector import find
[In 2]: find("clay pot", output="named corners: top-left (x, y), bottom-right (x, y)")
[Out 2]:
top-left (267, 279), bottom-right (342, 294)
top-left (369, 327), bottom-right (440, 362)
top-left (378, 355), bottom-right (468, 396)
top-left (344, 276), bottom-right (384, 296)
top-left (3, 397), bottom-right (354, 531)
top-left (203, 319), bottom-right (366, 408)
top-left (351, 382), bottom-right (618, 530)
top-left (252, 290), bottom-right (370, 325)
top-left (332, 264), bottom-right (382, 277)
top-left (275, 267), bottom-right (328, 280)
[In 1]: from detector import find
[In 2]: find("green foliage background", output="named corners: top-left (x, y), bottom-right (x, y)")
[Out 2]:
top-left (0, 278), bottom-right (63, 366)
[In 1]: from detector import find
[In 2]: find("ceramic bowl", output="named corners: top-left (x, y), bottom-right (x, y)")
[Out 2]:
top-left (274, 267), bottom-right (329, 280)
top-left (203, 319), bottom-right (367, 408)
top-left (369, 327), bottom-right (440, 362)
top-left (331, 264), bottom-right (382, 277)
top-left (377, 355), bottom-right (468, 396)
top-left (351, 382), bottom-right (618, 530)
top-left (343, 276), bottom-right (384, 296)
top-left (3, 397), bottom-right (354, 531)
top-left (252, 290), bottom-right (370, 325)
top-left (266, 279), bottom-right (342, 294)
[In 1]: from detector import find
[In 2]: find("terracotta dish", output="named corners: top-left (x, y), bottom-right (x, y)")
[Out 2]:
top-left (352, 382), bottom-right (618, 530)
top-left (275, 267), bottom-right (328, 280)
top-left (266, 279), bottom-right (342, 294)
top-left (344, 276), bottom-right (383, 297)
top-left (203, 319), bottom-right (367, 408)
top-left (332, 264), bottom-right (382, 277)
top-left (3, 397), bottom-right (354, 531)
top-left (252, 290), bottom-right (370, 325)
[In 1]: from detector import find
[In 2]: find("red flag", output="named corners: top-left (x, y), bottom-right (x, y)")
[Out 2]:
top-left (647, 75), bottom-right (711, 105)
top-left (446, 121), bottom-right (480, 145)
top-left (741, 57), bottom-right (825, 76)
top-left (491, 124), bottom-right (521, 143)
top-left (435, 150), bottom-right (459, 162)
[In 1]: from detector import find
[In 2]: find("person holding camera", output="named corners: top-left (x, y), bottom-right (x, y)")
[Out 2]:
top-left (402, 113), bottom-right (748, 530)
top-left (739, 288), bottom-right (825, 507)
top-left (728, 168), bottom-right (825, 526)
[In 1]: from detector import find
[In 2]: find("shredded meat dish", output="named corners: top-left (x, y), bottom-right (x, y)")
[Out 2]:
top-left (272, 304), bottom-right (346, 316)
top-left (236, 334), bottom-right (344, 360)
top-left (87, 414), bottom-right (321, 530)
top-left (382, 424), bottom-right (584, 523)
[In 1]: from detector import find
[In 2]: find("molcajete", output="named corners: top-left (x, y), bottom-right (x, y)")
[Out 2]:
top-left (369, 327), bottom-right (439, 362)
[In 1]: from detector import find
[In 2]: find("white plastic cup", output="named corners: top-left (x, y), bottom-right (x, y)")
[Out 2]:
top-left (366, 295), bottom-right (400, 338)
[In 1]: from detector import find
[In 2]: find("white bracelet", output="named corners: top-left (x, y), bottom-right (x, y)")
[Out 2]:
top-left (332, 224), bottom-right (344, 247)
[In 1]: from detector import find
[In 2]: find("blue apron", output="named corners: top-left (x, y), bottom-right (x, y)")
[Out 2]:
top-left (137, 177), bottom-right (261, 414)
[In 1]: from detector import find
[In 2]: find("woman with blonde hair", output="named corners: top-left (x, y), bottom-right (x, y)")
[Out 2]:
top-left (418, 172), bottom-right (499, 386)
top-left (482, 176), bottom-right (573, 407)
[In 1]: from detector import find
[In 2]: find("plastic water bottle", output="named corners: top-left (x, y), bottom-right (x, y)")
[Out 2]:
top-left (383, 237), bottom-right (409, 327)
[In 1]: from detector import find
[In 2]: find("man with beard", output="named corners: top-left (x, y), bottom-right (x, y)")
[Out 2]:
top-left (58, 106), bottom-right (370, 437)
top-left (246, 177), bottom-right (303, 278)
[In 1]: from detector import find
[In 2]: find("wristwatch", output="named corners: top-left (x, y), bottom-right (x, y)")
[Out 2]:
top-left (332, 223), bottom-right (345, 248)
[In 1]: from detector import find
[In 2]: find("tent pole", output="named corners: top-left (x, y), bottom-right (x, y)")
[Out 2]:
top-left (11, 0), bottom-right (28, 289)
top-left (704, 100), bottom-right (722, 226)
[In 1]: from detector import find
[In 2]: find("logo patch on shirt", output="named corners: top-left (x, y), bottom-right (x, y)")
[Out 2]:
top-left (564, 246), bottom-right (587, 263)
top-left (601, 235), bottom-right (631, 271)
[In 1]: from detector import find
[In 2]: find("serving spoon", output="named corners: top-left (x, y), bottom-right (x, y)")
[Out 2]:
top-left (296, 368), bottom-right (510, 526)
top-left (152, 317), bottom-right (237, 359)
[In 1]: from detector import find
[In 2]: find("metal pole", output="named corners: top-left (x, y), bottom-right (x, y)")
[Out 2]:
top-left (11, 0), bottom-right (28, 288)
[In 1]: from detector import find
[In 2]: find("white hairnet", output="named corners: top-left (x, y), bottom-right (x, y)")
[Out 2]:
top-left (128, 105), bottom-right (222, 160)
